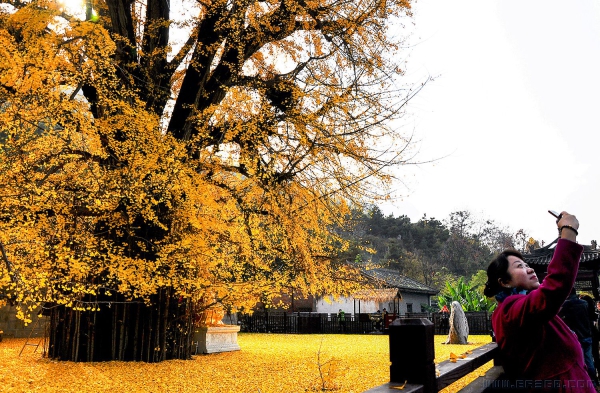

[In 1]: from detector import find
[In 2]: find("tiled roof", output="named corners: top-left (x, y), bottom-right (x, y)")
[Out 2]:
top-left (352, 288), bottom-right (400, 302)
top-left (362, 268), bottom-right (438, 295)
top-left (523, 241), bottom-right (600, 293)
top-left (523, 241), bottom-right (600, 269)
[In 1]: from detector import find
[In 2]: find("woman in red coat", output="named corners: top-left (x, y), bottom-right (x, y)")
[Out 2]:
top-left (484, 211), bottom-right (595, 392)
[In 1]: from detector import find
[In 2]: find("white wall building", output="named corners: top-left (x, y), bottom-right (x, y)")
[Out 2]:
top-left (315, 268), bottom-right (438, 317)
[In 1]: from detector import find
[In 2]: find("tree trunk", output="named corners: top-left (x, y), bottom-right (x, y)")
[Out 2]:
top-left (47, 290), bottom-right (194, 362)
top-left (444, 301), bottom-right (469, 344)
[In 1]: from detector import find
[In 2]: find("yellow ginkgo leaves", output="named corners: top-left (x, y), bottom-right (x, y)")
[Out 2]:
top-left (448, 349), bottom-right (473, 363)
top-left (0, 334), bottom-right (494, 393)
top-left (3, 0), bottom-right (420, 361)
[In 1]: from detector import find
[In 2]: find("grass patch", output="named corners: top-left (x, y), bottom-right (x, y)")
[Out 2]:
top-left (0, 334), bottom-right (492, 392)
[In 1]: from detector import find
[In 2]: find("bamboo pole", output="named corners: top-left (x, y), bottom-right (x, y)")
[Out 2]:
top-left (118, 303), bottom-right (126, 360)
top-left (72, 309), bottom-right (80, 361)
top-left (63, 308), bottom-right (73, 360)
top-left (160, 289), bottom-right (169, 361)
top-left (154, 290), bottom-right (162, 362)
top-left (146, 305), bottom-right (152, 362)
top-left (89, 308), bottom-right (96, 362)
top-left (49, 309), bottom-right (58, 358)
top-left (133, 303), bottom-right (140, 361)
top-left (185, 301), bottom-right (193, 359)
top-left (86, 311), bottom-right (92, 362)
top-left (111, 303), bottom-right (117, 360)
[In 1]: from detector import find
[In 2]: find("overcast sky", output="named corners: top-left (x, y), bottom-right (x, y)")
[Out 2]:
top-left (381, 0), bottom-right (600, 246)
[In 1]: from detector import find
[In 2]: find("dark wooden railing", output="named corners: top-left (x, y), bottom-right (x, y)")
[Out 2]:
top-left (364, 318), bottom-right (505, 393)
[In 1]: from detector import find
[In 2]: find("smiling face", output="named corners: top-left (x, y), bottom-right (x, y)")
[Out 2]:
top-left (501, 255), bottom-right (540, 291)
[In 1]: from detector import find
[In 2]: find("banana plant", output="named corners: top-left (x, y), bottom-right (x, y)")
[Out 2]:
top-left (438, 277), bottom-right (496, 312)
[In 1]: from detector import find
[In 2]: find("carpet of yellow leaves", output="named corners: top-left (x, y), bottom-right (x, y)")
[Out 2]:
top-left (0, 334), bottom-right (492, 393)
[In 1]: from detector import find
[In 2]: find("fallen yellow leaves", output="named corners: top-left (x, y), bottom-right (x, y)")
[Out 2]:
top-left (436, 342), bottom-right (494, 393)
top-left (391, 380), bottom-right (408, 390)
top-left (448, 351), bottom-right (468, 362)
top-left (0, 334), bottom-right (492, 393)
top-left (449, 352), bottom-right (458, 362)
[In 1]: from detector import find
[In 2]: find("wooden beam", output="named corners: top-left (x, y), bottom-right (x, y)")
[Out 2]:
top-left (363, 382), bottom-right (424, 393)
top-left (455, 366), bottom-right (506, 393)
top-left (436, 343), bottom-right (499, 391)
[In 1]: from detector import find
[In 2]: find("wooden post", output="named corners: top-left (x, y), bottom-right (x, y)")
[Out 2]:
top-left (389, 318), bottom-right (436, 393)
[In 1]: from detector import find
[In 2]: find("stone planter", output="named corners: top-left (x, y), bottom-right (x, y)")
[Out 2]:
top-left (192, 325), bottom-right (240, 354)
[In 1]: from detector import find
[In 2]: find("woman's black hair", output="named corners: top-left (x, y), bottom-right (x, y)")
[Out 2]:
top-left (483, 249), bottom-right (525, 297)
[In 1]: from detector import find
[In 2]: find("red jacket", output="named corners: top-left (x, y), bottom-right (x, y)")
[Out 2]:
top-left (492, 239), bottom-right (595, 392)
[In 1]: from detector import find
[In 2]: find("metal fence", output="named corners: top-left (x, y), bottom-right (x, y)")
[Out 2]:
top-left (240, 312), bottom-right (377, 334)
top-left (239, 311), bottom-right (492, 335)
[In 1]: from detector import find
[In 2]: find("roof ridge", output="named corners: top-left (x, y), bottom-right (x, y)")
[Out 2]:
top-left (362, 268), bottom-right (438, 294)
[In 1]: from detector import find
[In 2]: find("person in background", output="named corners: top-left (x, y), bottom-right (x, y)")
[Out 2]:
top-left (374, 309), bottom-right (382, 331)
top-left (382, 308), bottom-right (389, 329)
top-left (579, 294), bottom-right (600, 384)
top-left (337, 309), bottom-right (346, 333)
top-left (559, 289), bottom-right (598, 384)
top-left (484, 211), bottom-right (595, 392)
top-left (440, 305), bottom-right (450, 334)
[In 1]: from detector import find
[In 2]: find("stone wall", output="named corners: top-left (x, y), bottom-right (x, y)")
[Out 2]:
top-left (0, 305), bottom-right (47, 338)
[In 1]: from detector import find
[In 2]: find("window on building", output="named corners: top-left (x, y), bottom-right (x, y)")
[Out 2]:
top-left (406, 303), bottom-right (413, 313)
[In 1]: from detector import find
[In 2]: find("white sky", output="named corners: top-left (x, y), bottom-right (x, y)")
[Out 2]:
top-left (381, 0), bottom-right (600, 246)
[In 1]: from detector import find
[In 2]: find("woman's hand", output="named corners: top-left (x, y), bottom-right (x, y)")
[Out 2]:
top-left (557, 211), bottom-right (579, 241)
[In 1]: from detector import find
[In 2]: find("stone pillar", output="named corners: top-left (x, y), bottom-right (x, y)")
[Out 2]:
top-left (388, 318), bottom-right (436, 392)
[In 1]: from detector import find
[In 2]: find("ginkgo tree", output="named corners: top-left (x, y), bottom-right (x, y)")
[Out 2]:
top-left (0, 0), bottom-right (423, 361)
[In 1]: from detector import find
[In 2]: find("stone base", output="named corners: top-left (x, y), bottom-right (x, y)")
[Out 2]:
top-left (193, 325), bottom-right (241, 354)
